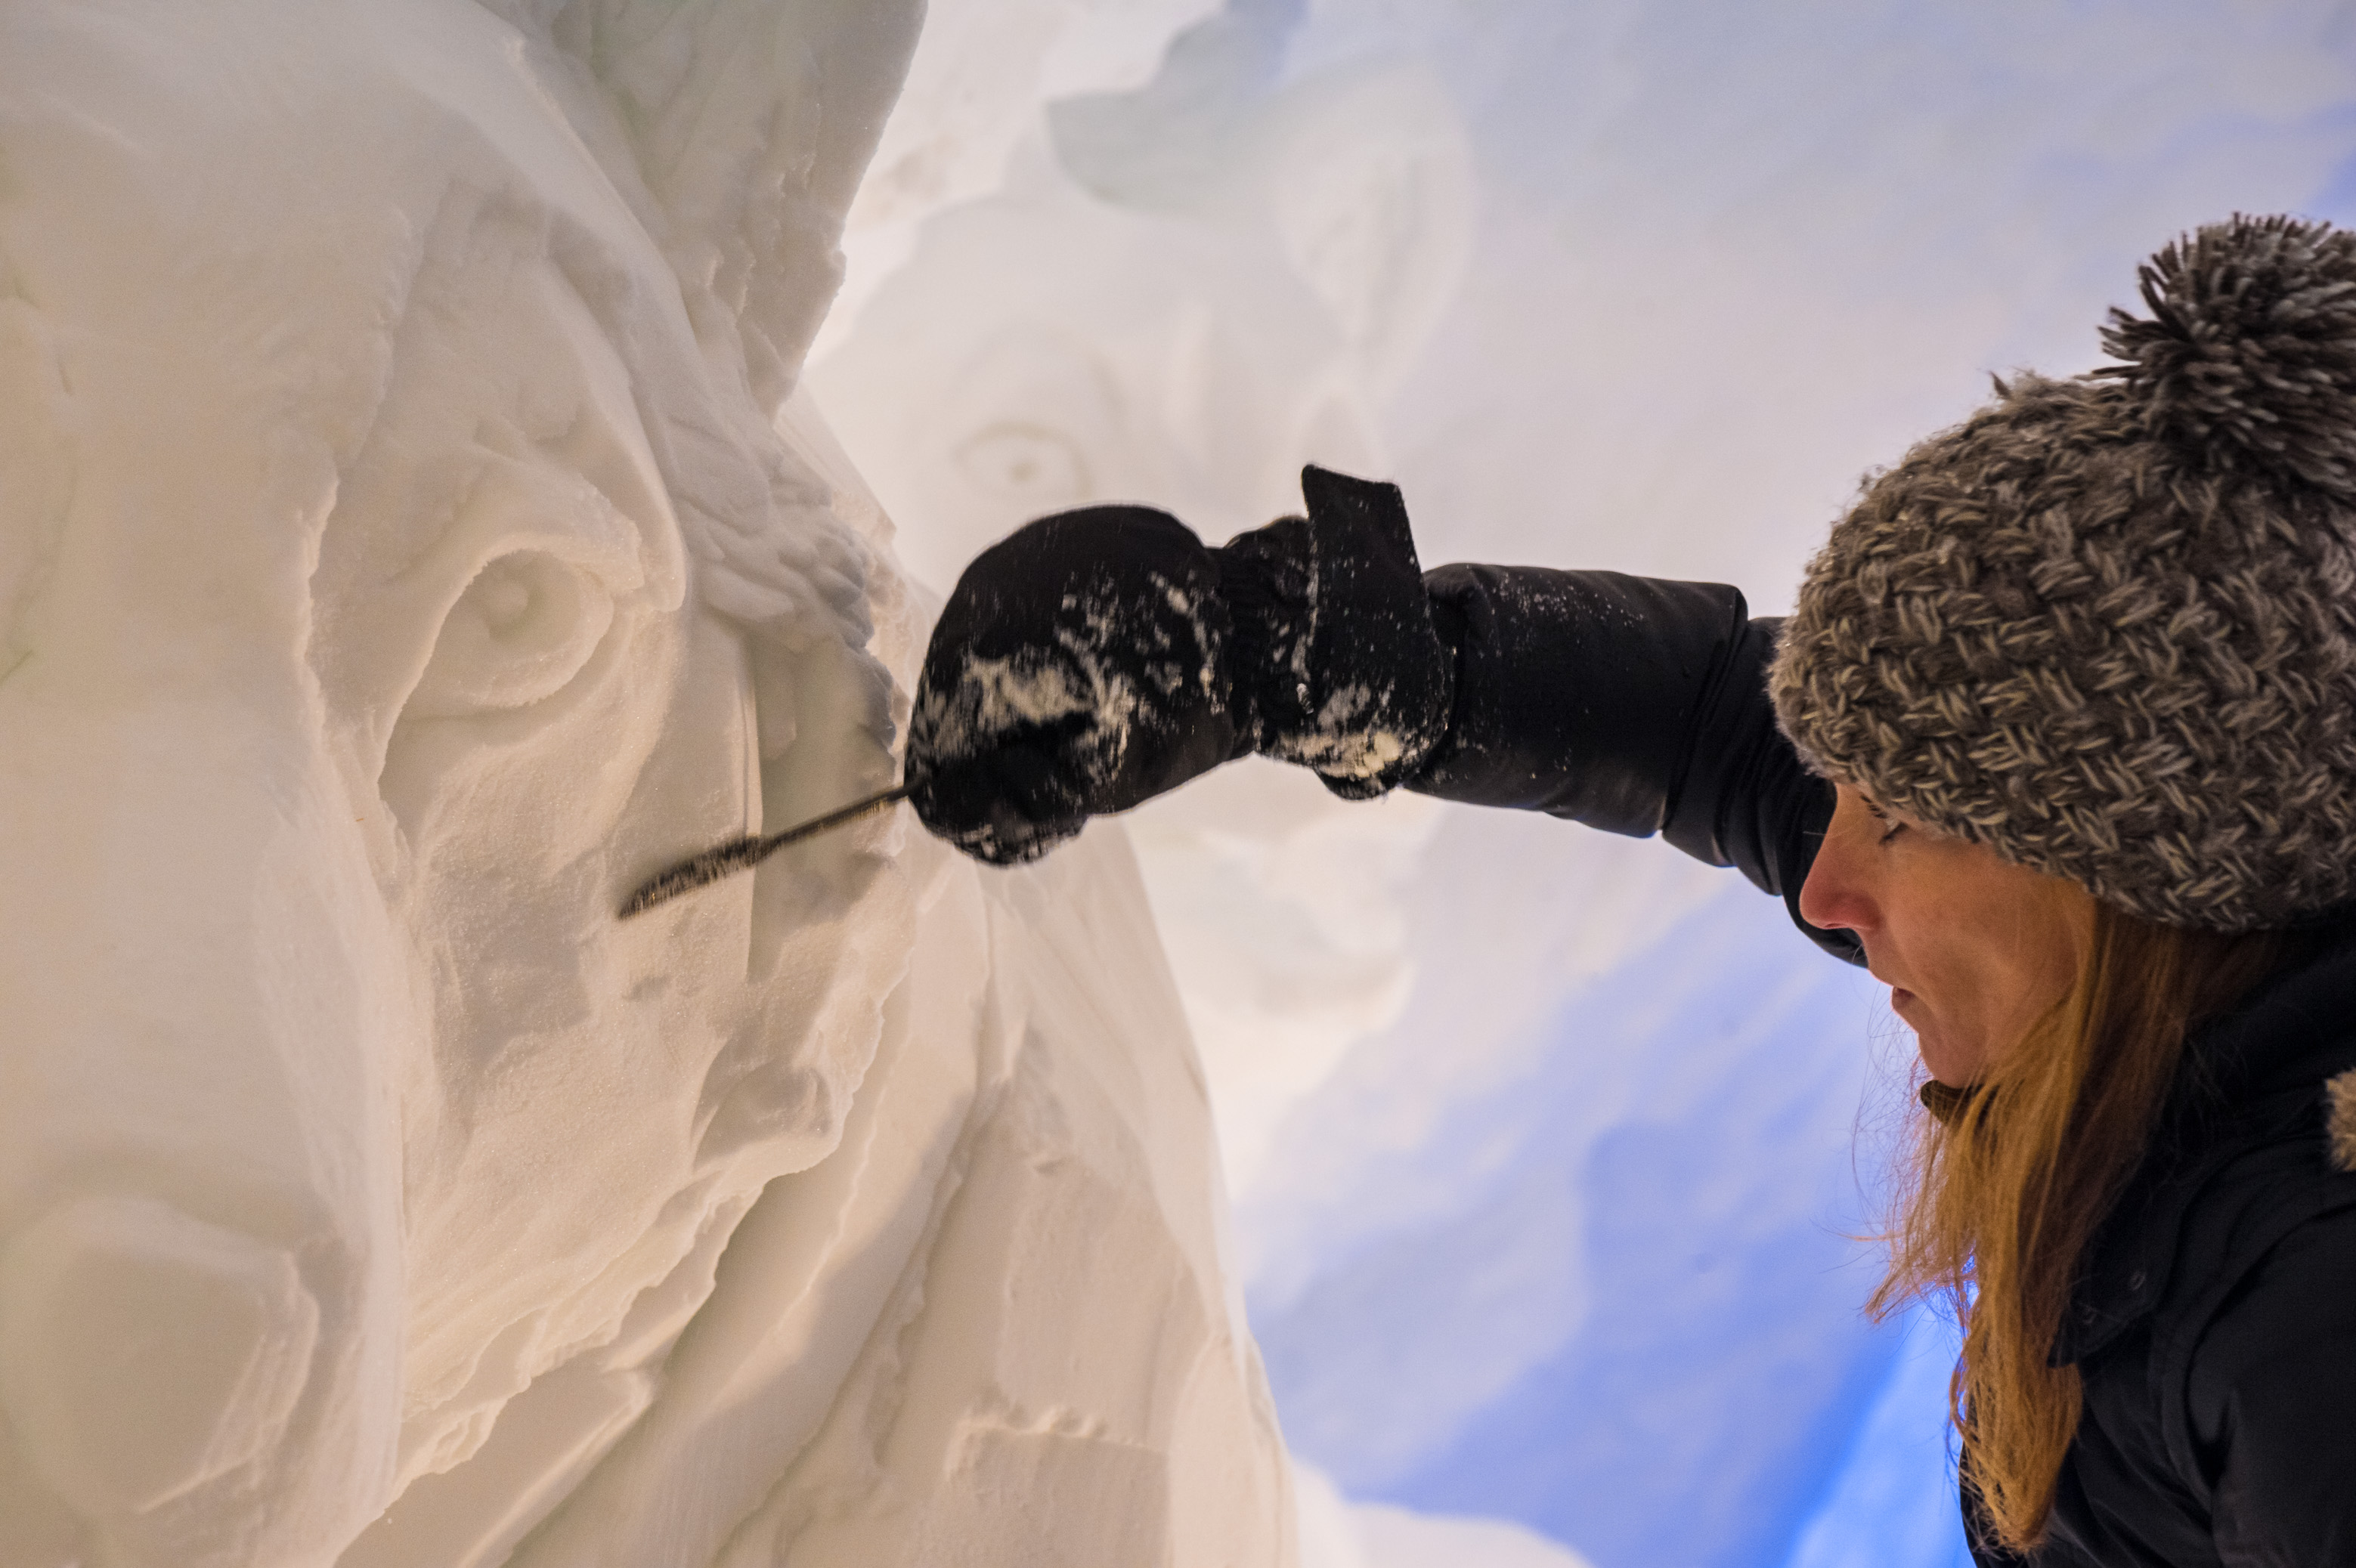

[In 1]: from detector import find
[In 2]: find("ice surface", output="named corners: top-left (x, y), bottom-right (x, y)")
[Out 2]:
top-left (0, 2), bottom-right (1293, 1565)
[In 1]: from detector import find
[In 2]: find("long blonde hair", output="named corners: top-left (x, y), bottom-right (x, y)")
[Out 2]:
top-left (1871, 898), bottom-right (2300, 1551)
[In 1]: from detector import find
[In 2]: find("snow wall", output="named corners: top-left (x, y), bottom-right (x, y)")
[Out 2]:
top-left (0, 4), bottom-right (1293, 1566)
top-left (6, 3), bottom-right (2356, 1568)
top-left (811, 4), bottom-right (2356, 1568)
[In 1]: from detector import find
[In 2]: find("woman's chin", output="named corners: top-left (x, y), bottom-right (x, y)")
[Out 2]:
top-left (1899, 994), bottom-right (1980, 1085)
top-left (1915, 1031), bottom-right (1981, 1087)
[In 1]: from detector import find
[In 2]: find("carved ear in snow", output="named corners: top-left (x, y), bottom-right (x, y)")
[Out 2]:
top-left (2329, 1069), bottom-right (2356, 1174)
top-left (1253, 66), bottom-right (1475, 395)
top-left (1050, 39), bottom-right (1473, 398)
top-left (485, 0), bottom-right (925, 414)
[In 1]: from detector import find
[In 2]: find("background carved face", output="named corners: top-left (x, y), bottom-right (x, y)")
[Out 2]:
top-left (808, 55), bottom-right (1475, 1194)
top-left (0, 2), bottom-right (917, 1560)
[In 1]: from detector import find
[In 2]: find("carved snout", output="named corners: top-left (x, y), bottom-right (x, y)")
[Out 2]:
top-left (0, 1196), bottom-right (320, 1518)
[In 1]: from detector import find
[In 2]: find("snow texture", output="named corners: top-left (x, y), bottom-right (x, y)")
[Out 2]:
top-left (16, 1), bottom-right (2355, 1565)
top-left (810, 0), bottom-right (1474, 1195)
top-left (0, 3), bottom-right (1293, 1566)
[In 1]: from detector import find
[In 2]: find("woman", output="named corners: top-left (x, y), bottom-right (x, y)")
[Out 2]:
top-left (904, 215), bottom-right (2356, 1565)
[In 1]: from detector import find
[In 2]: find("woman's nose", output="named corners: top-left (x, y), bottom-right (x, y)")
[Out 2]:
top-left (1797, 850), bottom-right (1867, 932)
top-left (1798, 789), bottom-right (1880, 934)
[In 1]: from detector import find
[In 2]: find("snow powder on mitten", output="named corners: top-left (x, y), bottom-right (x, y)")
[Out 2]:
top-left (907, 506), bottom-right (1244, 865)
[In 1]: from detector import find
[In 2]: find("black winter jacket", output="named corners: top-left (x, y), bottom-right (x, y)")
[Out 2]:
top-left (1413, 564), bottom-right (2356, 1568)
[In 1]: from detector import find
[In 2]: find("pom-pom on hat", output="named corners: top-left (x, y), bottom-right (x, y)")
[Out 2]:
top-left (2102, 217), bottom-right (2356, 496)
top-left (1770, 215), bottom-right (2356, 932)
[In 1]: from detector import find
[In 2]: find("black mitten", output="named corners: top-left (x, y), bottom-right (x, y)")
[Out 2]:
top-left (907, 467), bottom-right (1452, 864)
top-left (907, 506), bottom-right (1243, 864)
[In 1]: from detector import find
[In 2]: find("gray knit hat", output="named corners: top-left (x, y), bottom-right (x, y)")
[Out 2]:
top-left (1770, 215), bottom-right (2356, 932)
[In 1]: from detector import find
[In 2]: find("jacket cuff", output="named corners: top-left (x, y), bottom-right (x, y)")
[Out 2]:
top-left (1212, 466), bottom-right (1453, 796)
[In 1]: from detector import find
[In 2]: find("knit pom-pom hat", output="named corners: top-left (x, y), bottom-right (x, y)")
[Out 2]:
top-left (1769, 215), bottom-right (2356, 932)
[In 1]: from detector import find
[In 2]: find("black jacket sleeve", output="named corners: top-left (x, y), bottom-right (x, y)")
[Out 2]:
top-left (1407, 564), bottom-right (1859, 964)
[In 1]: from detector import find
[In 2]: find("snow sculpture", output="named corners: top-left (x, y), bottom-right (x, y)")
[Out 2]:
top-left (808, 20), bottom-right (1474, 1193)
top-left (816, 0), bottom-right (1224, 360)
top-left (0, 3), bottom-right (1289, 1565)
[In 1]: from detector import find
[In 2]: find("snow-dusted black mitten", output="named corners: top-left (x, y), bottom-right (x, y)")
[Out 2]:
top-left (907, 466), bottom-right (1451, 864)
top-left (907, 506), bottom-right (1243, 864)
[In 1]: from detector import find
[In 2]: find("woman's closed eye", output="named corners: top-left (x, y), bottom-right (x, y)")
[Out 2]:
top-left (1864, 798), bottom-right (1909, 846)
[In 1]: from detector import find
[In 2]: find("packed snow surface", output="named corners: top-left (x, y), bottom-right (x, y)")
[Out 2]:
top-left (0, 3), bottom-right (1293, 1565)
top-left (15, 1), bottom-right (2351, 1565)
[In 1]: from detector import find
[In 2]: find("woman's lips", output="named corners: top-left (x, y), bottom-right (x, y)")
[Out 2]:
top-left (1890, 986), bottom-right (1916, 1014)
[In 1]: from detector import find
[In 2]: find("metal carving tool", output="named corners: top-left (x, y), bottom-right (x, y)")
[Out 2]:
top-left (619, 783), bottom-right (911, 918)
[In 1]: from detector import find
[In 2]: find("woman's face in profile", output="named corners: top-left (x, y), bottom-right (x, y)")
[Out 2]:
top-left (1799, 782), bottom-right (2090, 1085)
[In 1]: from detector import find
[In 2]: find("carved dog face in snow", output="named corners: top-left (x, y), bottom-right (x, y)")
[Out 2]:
top-left (809, 55), bottom-right (1473, 1191)
top-left (0, 2), bottom-right (919, 1562)
top-left (812, 61), bottom-right (1474, 593)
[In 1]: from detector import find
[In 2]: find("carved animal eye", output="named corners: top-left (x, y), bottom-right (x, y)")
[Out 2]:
top-left (953, 422), bottom-right (1091, 506)
top-left (403, 549), bottom-right (614, 719)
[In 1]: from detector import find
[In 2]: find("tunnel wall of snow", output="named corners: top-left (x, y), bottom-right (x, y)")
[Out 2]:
top-left (0, 4), bottom-right (1296, 1566)
top-left (10, 2), bottom-right (2356, 1566)
top-left (810, 4), bottom-right (2356, 1566)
